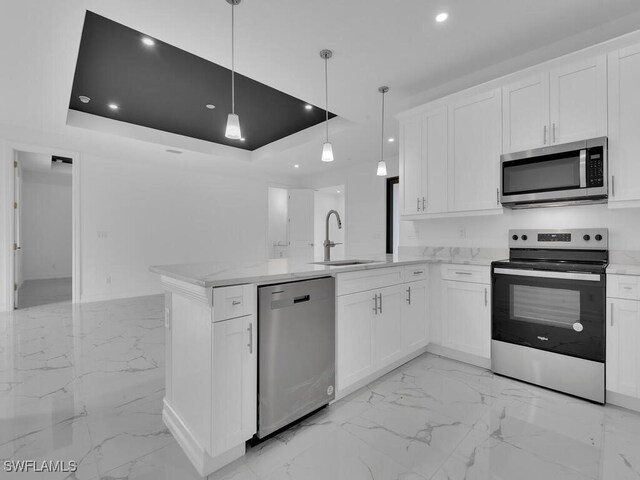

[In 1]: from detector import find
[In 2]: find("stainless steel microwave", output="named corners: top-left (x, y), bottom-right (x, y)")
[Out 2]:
top-left (500, 137), bottom-right (607, 208)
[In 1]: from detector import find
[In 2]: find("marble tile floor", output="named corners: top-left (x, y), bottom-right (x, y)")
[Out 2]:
top-left (1, 295), bottom-right (640, 479)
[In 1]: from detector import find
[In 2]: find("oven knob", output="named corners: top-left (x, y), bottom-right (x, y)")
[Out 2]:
top-left (595, 234), bottom-right (603, 241)
top-left (512, 235), bottom-right (518, 241)
top-left (583, 234), bottom-right (591, 241)
top-left (521, 234), bottom-right (528, 241)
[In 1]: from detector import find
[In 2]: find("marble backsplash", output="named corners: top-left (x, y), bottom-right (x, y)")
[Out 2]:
top-left (610, 250), bottom-right (640, 266)
top-left (398, 246), bottom-right (508, 262)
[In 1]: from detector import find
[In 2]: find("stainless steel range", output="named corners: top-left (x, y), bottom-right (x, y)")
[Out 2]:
top-left (491, 228), bottom-right (608, 403)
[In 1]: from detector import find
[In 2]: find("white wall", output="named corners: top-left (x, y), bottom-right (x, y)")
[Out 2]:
top-left (22, 170), bottom-right (72, 280)
top-left (267, 187), bottom-right (288, 258)
top-left (400, 204), bottom-right (640, 252)
top-left (300, 157), bottom-right (398, 257)
top-left (314, 189), bottom-right (345, 259)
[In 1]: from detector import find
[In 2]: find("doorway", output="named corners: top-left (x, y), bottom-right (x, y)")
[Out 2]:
top-left (386, 177), bottom-right (399, 254)
top-left (12, 150), bottom-right (74, 308)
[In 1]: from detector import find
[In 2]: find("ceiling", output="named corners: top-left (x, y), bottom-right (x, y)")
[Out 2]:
top-left (3, 0), bottom-right (640, 176)
top-left (69, 11), bottom-right (336, 151)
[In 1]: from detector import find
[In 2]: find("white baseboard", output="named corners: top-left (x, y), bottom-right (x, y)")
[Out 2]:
top-left (427, 343), bottom-right (491, 369)
top-left (607, 390), bottom-right (640, 413)
top-left (24, 273), bottom-right (72, 281)
top-left (80, 287), bottom-right (163, 304)
top-left (163, 399), bottom-right (245, 478)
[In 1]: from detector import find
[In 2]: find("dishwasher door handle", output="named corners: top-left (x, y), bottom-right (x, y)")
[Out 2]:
top-left (293, 295), bottom-right (310, 304)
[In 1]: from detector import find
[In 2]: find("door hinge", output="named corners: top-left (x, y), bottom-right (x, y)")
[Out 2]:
top-left (13, 202), bottom-right (17, 209)
top-left (13, 160), bottom-right (17, 168)
top-left (14, 283), bottom-right (17, 291)
top-left (13, 243), bottom-right (18, 251)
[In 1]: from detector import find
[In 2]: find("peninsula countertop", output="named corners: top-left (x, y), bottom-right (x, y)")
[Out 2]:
top-left (150, 253), bottom-right (498, 288)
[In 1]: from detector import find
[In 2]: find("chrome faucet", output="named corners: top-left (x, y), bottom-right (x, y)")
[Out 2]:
top-left (323, 210), bottom-right (342, 261)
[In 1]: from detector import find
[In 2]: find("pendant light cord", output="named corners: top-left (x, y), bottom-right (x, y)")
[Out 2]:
top-left (380, 90), bottom-right (385, 162)
top-left (324, 56), bottom-right (329, 142)
top-left (231, 3), bottom-right (235, 115)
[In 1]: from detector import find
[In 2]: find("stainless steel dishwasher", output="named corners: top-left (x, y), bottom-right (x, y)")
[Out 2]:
top-left (257, 277), bottom-right (335, 438)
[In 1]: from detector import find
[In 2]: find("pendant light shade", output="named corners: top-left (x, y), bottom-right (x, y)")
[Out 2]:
top-left (377, 86), bottom-right (389, 176)
top-left (225, 113), bottom-right (241, 139)
top-left (320, 49), bottom-right (334, 162)
top-left (225, 0), bottom-right (242, 140)
top-left (322, 142), bottom-right (334, 162)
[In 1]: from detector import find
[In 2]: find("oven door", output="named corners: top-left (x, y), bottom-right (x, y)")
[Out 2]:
top-left (492, 268), bottom-right (605, 362)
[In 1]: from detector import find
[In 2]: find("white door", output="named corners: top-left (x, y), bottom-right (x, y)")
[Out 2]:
top-left (287, 189), bottom-right (315, 261)
top-left (608, 44), bottom-right (640, 204)
top-left (13, 157), bottom-right (23, 308)
top-left (423, 108), bottom-right (448, 214)
top-left (502, 73), bottom-right (550, 153)
top-left (606, 299), bottom-right (640, 397)
top-left (336, 290), bottom-right (375, 392)
top-left (399, 115), bottom-right (423, 215)
top-left (211, 314), bottom-right (256, 456)
top-left (448, 89), bottom-right (502, 212)
top-left (401, 280), bottom-right (428, 352)
top-left (549, 55), bottom-right (607, 144)
top-left (442, 280), bottom-right (491, 358)
top-left (373, 284), bottom-right (404, 369)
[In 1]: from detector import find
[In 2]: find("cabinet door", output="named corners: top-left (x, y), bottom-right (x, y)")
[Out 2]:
top-left (608, 45), bottom-right (640, 203)
top-left (442, 280), bottom-right (491, 359)
top-left (373, 285), bottom-right (404, 369)
top-left (606, 299), bottom-right (640, 397)
top-left (336, 290), bottom-right (376, 391)
top-left (401, 280), bottom-right (428, 352)
top-left (399, 115), bottom-right (423, 215)
top-left (448, 89), bottom-right (502, 212)
top-left (502, 74), bottom-right (550, 153)
top-left (423, 108), bottom-right (448, 214)
top-left (549, 55), bottom-right (607, 144)
top-left (211, 314), bottom-right (256, 456)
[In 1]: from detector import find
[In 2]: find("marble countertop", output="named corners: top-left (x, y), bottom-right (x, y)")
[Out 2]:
top-left (150, 251), bottom-right (500, 288)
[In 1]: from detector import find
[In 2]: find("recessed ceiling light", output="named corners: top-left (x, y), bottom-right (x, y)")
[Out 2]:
top-left (206, 104), bottom-right (215, 109)
top-left (337, 190), bottom-right (341, 193)
top-left (388, 137), bottom-right (395, 143)
top-left (435, 12), bottom-right (449, 23)
top-left (294, 164), bottom-right (299, 168)
top-left (142, 37), bottom-right (155, 46)
top-left (79, 95), bottom-right (91, 104)
top-left (108, 103), bottom-right (119, 110)
top-left (305, 104), bottom-right (313, 110)
top-left (240, 137), bottom-right (246, 142)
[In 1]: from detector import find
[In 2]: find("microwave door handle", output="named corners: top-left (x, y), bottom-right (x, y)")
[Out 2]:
top-left (579, 149), bottom-right (587, 188)
top-left (493, 268), bottom-right (601, 282)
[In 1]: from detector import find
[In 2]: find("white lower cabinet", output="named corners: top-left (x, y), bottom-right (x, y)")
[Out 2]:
top-left (606, 297), bottom-right (640, 398)
top-left (211, 314), bottom-right (256, 457)
top-left (441, 267), bottom-right (491, 360)
top-left (336, 267), bottom-right (429, 394)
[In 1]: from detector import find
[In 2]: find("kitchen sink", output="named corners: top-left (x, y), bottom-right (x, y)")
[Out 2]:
top-left (310, 259), bottom-right (378, 266)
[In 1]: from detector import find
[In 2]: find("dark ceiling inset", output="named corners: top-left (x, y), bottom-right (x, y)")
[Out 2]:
top-left (69, 11), bottom-right (336, 151)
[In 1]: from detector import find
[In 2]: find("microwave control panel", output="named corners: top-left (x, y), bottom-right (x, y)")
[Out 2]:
top-left (587, 146), bottom-right (604, 187)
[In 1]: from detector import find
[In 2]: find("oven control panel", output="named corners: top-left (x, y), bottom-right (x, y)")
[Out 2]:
top-left (509, 228), bottom-right (608, 249)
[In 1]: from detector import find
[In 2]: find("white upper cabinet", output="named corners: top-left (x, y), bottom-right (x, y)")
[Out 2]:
top-left (448, 89), bottom-right (502, 212)
top-left (502, 74), bottom-right (550, 153)
top-left (549, 55), bottom-right (607, 144)
top-left (608, 44), bottom-right (640, 205)
top-left (399, 115), bottom-right (423, 215)
top-left (423, 107), bottom-right (449, 214)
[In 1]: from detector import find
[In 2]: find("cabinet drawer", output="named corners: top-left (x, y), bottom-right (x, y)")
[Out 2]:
top-left (403, 264), bottom-right (428, 282)
top-left (608, 274), bottom-right (640, 300)
top-left (441, 264), bottom-right (490, 284)
top-left (336, 267), bottom-right (404, 296)
top-left (212, 284), bottom-right (256, 321)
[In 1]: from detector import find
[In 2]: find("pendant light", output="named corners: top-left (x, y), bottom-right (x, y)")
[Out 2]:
top-left (225, 0), bottom-right (242, 140)
top-left (320, 49), bottom-right (334, 162)
top-left (377, 86), bottom-right (389, 176)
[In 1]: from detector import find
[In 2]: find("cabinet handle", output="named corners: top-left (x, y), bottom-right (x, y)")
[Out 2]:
top-left (552, 123), bottom-right (556, 143)
top-left (496, 188), bottom-right (500, 205)
top-left (422, 197), bottom-right (426, 211)
top-left (543, 125), bottom-right (547, 145)
top-left (611, 176), bottom-right (615, 197)
top-left (413, 270), bottom-right (424, 275)
top-left (455, 271), bottom-right (473, 276)
top-left (247, 323), bottom-right (253, 354)
top-left (417, 197), bottom-right (420, 212)
top-left (610, 303), bottom-right (614, 327)
top-left (232, 300), bottom-right (241, 306)
top-left (406, 286), bottom-right (411, 305)
top-left (373, 294), bottom-right (378, 314)
top-left (484, 288), bottom-right (488, 307)
top-left (378, 293), bottom-right (383, 314)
